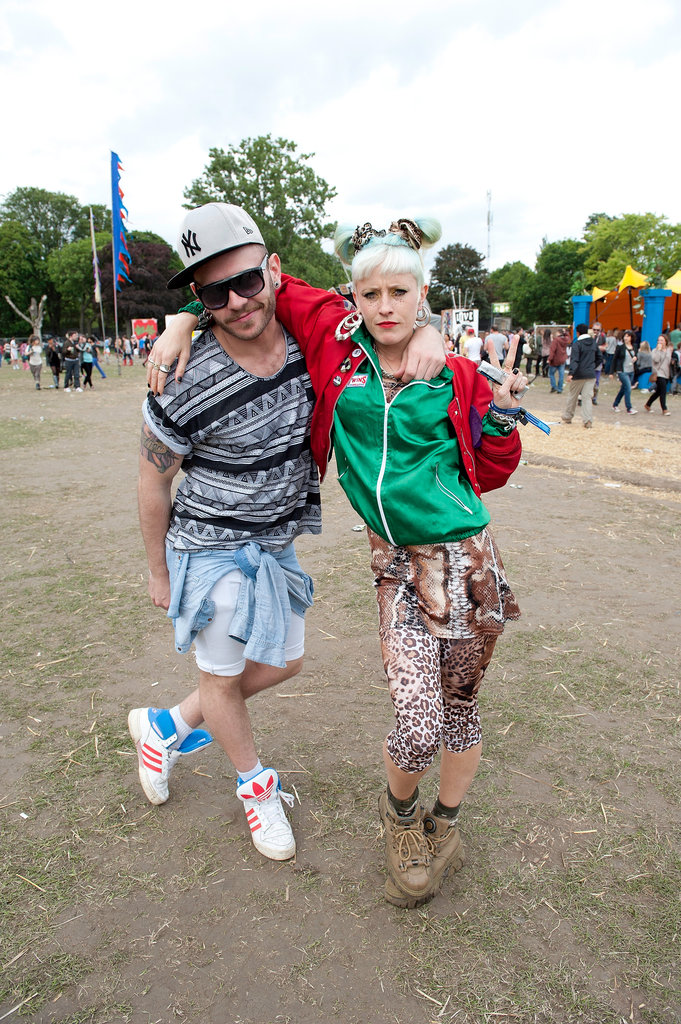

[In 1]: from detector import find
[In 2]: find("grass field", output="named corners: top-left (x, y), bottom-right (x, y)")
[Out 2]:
top-left (1, 364), bottom-right (680, 1023)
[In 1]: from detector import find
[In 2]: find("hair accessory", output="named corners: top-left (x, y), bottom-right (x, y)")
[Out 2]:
top-left (351, 218), bottom-right (424, 256)
top-left (389, 218), bottom-right (423, 251)
top-left (335, 310), bottom-right (364, 342)
top-left (351, 223), bottom-right (386, 253)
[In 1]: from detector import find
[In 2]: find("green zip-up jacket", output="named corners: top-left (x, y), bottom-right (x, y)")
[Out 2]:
top-left (333, 333), bottom-right (514, 546)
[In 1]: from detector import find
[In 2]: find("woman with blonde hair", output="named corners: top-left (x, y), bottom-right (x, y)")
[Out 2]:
top-left (644, 336), bottom-right (672, 415)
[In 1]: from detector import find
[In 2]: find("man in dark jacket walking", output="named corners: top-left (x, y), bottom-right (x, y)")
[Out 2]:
top-left (562, 323), bottom-right (598, 428)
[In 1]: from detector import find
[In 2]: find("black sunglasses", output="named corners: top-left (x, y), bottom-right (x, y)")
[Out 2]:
top-left (195, 254), bottom-right (270, 310)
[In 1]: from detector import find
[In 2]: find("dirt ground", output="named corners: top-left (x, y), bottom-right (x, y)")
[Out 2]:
top-left (1, 363), bottom-right (680, 1024)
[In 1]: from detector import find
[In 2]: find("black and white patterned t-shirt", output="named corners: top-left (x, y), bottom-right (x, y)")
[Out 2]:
top-left (143, 328), bottom-right (321, 552)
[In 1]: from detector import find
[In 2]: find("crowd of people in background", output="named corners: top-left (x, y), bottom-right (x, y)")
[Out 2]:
top-left (1, 331), bottom-right (153, 390)
top-left (443, 320), bottom-right (681, 427)
top-left (4, 321), bottom-right (681, 414)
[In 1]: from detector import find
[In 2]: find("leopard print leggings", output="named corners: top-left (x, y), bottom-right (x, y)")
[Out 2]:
top-left (369, 527), bottom-right (519, 773)
top-left (381, 626), bottom-right (497, 772)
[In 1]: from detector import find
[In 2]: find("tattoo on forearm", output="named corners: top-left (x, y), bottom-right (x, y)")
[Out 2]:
top-left (140, 425), bottom-right (178, 473)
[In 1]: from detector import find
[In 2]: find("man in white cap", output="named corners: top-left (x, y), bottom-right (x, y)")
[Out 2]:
top-left (130, 203), bottom-right (444, 862)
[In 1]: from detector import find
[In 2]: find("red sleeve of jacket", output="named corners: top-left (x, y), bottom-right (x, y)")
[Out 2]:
top-left (450, 357), bottom-right (522, 493)
top-left (275, 274), bottom-right (350, 359)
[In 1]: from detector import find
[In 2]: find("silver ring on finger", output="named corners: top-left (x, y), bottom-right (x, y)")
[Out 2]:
top-left (159, 364), bottom-right (171, 374)
top-left (148, 359), bottom-right (156, 367)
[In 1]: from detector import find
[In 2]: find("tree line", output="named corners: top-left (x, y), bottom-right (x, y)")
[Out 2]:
top-left (3, 133), bottom-right (680, 336)
top-left (428, 212), bottom-right (681, 327)
top-left (0, 135), bottom-right (341, 338)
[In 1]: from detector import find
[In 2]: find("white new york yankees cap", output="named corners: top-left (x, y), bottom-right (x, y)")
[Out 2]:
top-left (167, 202), bottom-right (266, 289)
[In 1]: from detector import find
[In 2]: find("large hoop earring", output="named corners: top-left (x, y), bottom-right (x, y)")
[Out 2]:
top-left (335, 310), bottom-right (363, 342)
top-left (414, 304), bottom-right (431, 329)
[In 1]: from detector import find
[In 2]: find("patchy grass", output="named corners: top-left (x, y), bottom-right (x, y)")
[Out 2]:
top-left (0, 414), bottom-right (81, 451)
top-left (1, 370), bottom-right (680, 1023)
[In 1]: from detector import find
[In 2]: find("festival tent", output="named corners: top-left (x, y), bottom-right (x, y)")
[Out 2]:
top-left (588, 265), bottom-right (681, 331)
top-left (588, 265), bottom-right (648, 331)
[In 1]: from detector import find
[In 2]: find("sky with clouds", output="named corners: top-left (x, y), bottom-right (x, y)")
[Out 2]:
top-left (1, 0), bottom-right (680, 275)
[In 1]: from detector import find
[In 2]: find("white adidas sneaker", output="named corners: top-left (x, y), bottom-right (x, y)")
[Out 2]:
top-left (236, 768), bottom-right (296, 860)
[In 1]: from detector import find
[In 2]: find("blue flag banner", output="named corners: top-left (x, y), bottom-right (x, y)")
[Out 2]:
top-left (111, 151), bottom-right (131, 290)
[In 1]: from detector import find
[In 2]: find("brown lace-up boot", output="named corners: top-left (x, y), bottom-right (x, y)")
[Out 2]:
top-left (423, 811), bottom-right (465, 887)
top-left (378, 790), bottom-right (432, 908)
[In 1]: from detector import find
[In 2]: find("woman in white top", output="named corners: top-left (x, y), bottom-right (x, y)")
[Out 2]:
top-left (462, 326), bottom-right (483, 364)
top-left (644, 336), bottom-right (672, 415)
top-left (28, 335), bottom-right (43, 390)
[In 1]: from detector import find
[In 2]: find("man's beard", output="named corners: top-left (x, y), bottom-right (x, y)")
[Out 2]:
top-left (211, 286), bottom-right (277, 343)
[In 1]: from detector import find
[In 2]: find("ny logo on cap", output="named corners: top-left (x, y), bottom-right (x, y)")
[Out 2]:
top-left (181, 230), bottom-right (201, 258)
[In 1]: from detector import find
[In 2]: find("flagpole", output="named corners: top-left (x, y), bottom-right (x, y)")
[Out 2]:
top-left (110, 200), bottom-right (119, 342)
top-left (89, 208), bottom-right (107, 342)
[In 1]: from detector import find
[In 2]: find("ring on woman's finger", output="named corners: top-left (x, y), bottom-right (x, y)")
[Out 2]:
top-left (159, 364), bottom-right (171, 374)
top-left (147, 359), bottom-right (156, 367)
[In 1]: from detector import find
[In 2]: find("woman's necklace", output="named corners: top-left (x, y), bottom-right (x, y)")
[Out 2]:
top-left (372, 345), bottom-right (406, 402)
top-left (372, 344), bottom-right (402, 379)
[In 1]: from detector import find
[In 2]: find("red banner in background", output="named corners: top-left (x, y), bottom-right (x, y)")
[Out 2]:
top-left (131, 318), bottom-right (158, 342)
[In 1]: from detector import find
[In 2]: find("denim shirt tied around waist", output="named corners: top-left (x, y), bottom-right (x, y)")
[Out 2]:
top-left (167, 541), bottom-right (314, 669)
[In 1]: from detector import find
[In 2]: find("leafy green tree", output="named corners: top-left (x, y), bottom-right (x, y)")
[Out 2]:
top-left (583, 212), bottom-right (614, 233)
top-left (583, 212), bottom-right (681, 287)
top-left (75, 204), bottom-right (111, 239)
top-left (0, 189), bottom-right (114, 331)
top-left (0, 220), bottom-right (45, 335)
top-left (47, 233), bottom-right (111, 332)
top-left (428, 243), bottom-right (491, 320)
top-left (183, 135), bottom-right (340, 286)
top-left (522, 239), bottom-right (586, 323)
top-left (488, 261), bottom-right (535, 325)
top-left (0, 187), bottom-right (83, 260)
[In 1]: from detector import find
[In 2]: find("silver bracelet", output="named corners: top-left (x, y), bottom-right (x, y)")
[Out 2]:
top-left (487, 405), bottom-right (519, 430)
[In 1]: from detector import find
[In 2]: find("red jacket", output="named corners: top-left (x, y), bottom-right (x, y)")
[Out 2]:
top-left (548, 334), bottom-right (570, 367)
top-left (276, 275), bottom-right (521, 494)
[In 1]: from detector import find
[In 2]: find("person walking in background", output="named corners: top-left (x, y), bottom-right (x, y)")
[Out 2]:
top-left (81, 338), bottom-right (95, 388)
top-left (89, 336), bottom-right (107, 379)
top-left (10, 337), bottom-right (19, 369)
top-left (671, 342), bottom-right (681, 395)
top-left (47, 339), bottom-right (61, 388)
top-left (486, 326), bottom-right (508, 363)
top-left (28, 335), bottom-right (43, 390)
top-left (591, 321), bottom-right (605, 405)
top-left (540, 329), bottom-right (552, 377)
top-left (548, 329), bottom-right (569, 393)
top-left (611, 330), bottom-right (638, 415)
top-left (562, 323), bottom-right (598, 428)
top-left (634, 340), bottom-right (652, 389)
top-left (462, 325), bottom-right (483, 364)
top-left (529, 328), bottom-right (542, 376)
top-left (62, 331), bottom-right (83, 392)
top-left (603, 329), bottom-right (618, 376)
top-left (644, 336), bottom-right (672, 415)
